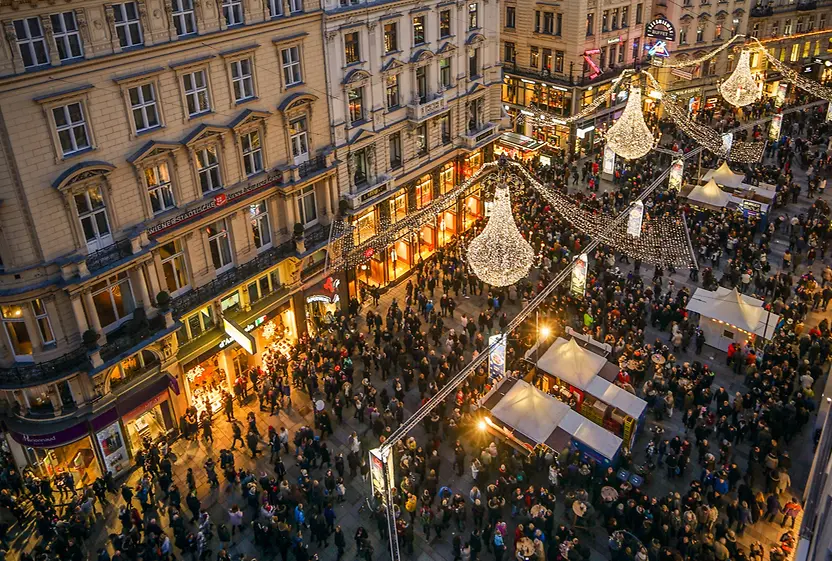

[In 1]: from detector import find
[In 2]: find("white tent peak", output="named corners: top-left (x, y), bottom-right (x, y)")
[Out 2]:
top-left (537, 337), bottom-right (607, 389)
top-left (687, 179), bottom-right (732, 208)
top-left (489, 380), bottom-right (571, 444)
top-left (703, 161), bottom-right (745, 188)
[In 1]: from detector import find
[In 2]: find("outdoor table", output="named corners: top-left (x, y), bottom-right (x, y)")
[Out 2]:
top-left (571, 500), bottom-right (588, 529)
top-left (530, 504), bottom-right (546, 518)
top-left (616, 469), bottom-right (631, 482)
top-left (516, 537), bottom-right (535, 559)
top-left (601, 486), bottom-right (619, 501)
top-left (652, 354), bottom-right (666, 366)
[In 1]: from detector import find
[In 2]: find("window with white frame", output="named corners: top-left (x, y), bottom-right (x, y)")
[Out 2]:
top-left (51, 12), bottom-right (83, 61)
top-left (290, 117), bottom-right (309, 165)
top-left (183, 69), bottom-right (211, 116)
top-left (13, 17), bottom-right (49, 68)
top-left (296, 185), bottom-right (317, 226)
top-left (207, 219), bottom-right (233, 273)
top-left (386, 74), bottom-right (400, 108)
top-left (145, 162), bottom-right (176, 214)
top-left (52, 102), bottom-right (90, 156)
top-left (222, 0), bottom-right (244, 26)
top-left (74, 186), bottom-right (112, 251)
top-left (416, 123), bottom-right (427, 155)
top-left (288, 0), bottom-right (303, 13)
top-left (416, 66), bottom-right (428, 103)
top-left (249, 201), bottom-right (272, 251)
top-left (468, 2), bottom-right (479, 29)
top-left (389, 132), bottom-right (402, 169)
top-left (113, 2), bottom-right (144, 48)
top-left (353, 148), bottom-right (369, 185)
top-left (171, 0), bottom-right (196, 36)
top-left (1, 304), bottom-right (33, 360)
top-left (195, 146), bottom-right (222, 193)
top-left (348, 87), bottom-right (364, 123)
top-left (241, 130), bottom-right (263, 176)
top-left (184, 305), bottom-right (214, 340)
top-left (230, 58), bottom-right (254, 102)
top-left (31, 299), bottom-right (55, 346)
top-left (129, 83), bottom-right (160, 132)
top-left (268, 0), bottom-right (283, 17)
top-left (159, 240), bottom-right (189, 295)
top-left (91, 272), bottom-right (135, 330)
top-left (440, 57), bottom-right (451, 88)
top-left (281, 46), bottom-right (302, 86)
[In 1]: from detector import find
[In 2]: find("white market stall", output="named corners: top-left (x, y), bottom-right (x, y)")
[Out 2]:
top-left (702, 161), bottom-right (746, 188)
top-left (685, 287), bottom-right (780, 351)
top-left (686, 179), bottom-right (733, 209)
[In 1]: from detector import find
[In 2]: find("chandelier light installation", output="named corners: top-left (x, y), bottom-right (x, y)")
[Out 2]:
top-left (605, 85), bottom-right (654, 160)
top-left (719, 50), bottom-right (761, 107)
top-left (467, 179), bottom-right (534, 287)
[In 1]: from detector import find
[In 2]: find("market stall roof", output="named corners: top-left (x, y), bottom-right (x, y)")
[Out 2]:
top-left (537, 338), bottom-right (607, 390)
top-left (489, 380), bottom-right (572, 444)
top-left (570, 415), bottom-right (623, 460)
top-left (687, 179), bottom-right (732, 208)
top-left (702, 161), bottom-right (745, 188)
top-left (686, 287), bottom-right (780, 340)
top-left (588, 378), bottom-right (647, 419)
top-left (498, 132), bottom-right (546, 152)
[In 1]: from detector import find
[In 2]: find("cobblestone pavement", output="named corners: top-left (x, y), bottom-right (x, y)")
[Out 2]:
top-left (10, 148), bottom-right (830, 561)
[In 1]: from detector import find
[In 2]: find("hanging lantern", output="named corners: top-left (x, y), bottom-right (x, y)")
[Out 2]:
top-left (466, 182), bottom-right (534, 287)
top-left (605, 86), bottom-right (654, 160)
top-left (719, 50), bottom-right (761, 108)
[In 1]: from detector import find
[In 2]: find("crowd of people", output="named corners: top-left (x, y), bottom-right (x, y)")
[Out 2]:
top-left (2, 96), bottom-right (831, 561)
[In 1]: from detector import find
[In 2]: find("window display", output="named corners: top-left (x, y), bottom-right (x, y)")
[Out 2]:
top-left (23, 436), bottom-right (101, 489)
top-left (185, 357), bottom-right (230, 417)
top-left (96, 422), bottom-right (129, 475)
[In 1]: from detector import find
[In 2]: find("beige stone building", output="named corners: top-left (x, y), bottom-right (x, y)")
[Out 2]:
top-left (319, 0), bottom-right (504, 293)
top-left (500, 0), bottom-right (650, 154)
top-left (0, 0), bottom-right (339, 482)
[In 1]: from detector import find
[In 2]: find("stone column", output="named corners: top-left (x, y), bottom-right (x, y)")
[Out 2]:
top-left (130, 266), bottom-right (151, 311)
top-left (82, 290), bottom-right (103, 336)
top-left (70, 294), bottom-right (89, 335)
top-left (321, 181), bottom-right (333, 218)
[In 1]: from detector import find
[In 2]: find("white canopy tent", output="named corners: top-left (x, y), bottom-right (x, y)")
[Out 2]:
top-left (536, 338), bottom-right (607, 390)
top-left (489, 380), bottom-right (572, 444)
top-left (702, 161), bottom-right (745, 188)
top-left (588, 378), bottom-right (647, 420)
top-left (570, 415), bottom-right (623, 461)
top-left (686, 287), bottom-right (780, 351)
top-left (687, 179), bottom-right (732, 208)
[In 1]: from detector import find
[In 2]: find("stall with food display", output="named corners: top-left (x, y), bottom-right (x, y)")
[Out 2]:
top-left (495, 132), bottom-right (546, 163)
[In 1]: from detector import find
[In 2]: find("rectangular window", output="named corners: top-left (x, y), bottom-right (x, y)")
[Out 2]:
top-left (32, 299), bottom-right (55, 346)
top-left (281, 46), bottom-right (302, 85)
top-left (820, 14), bottom-right (826, 29)
top-left (53, 102), bottom-right (90, 156)
top-left (354, 209), bottom-right (376, 244)
top-left (586, 12), bottom-right (594, 36)
top-left (416, 66), bottom-right (427, 102)
top-left (75, 186), bottom-right (111, 250)
top-left (543, 12), bottom-right (554, 34)
top-left (530, 46), bottom-right (539, 68)
top-left (230, 58), bottom-right (254, 102)
top-left (415, 175), bottom-right (432, 207)
top-left (633, 38), bottom-right (640, 60)
top-left (506, 6), bottom-right (515, 28)
top-left (297, 185), bottom-right (318, 226)
top-left (413, 16), bottom-right (426, 45)
top-left (621, 6), bottom-right (629, 27)
top-left (802, 40), bottom-right (810, 58)
top-left (91, 272), bottom-right (135, 330)
top-left (344, 32), bottom-right (360, 64)
top-left (241, 130), bottom-right (263, 176)
top-left (290, 117), bottom-right (309, 164)
top-left (556, 13), bottom-right (563, 35)
top-left (467, 97), bottom-right (482, 132)
top-left (113, 2), bottom-right (143, 48)
top-left (352, 148), bottom-right (368, 185)
top-left (542, 48), bottom-right (552, 72)
top-left (440, 10), bottom-right (451, 37)
top-left (439, 162), bottom-right (454, 193)
top-left (145, 162), bottom-right (175, 214)
top-left (439, 112), bottom-right (451, 144)
top-left (268, 0), bottom-right (283, 17)
top-left (389, 132), bottom-right (402, 169)
top-left (468, 3), bottom-right (478, 30)
top-left (171, 0), bottom-right (196, 36)
top-left (207, 219), bottom-right (233, 273)
top-left (504, 42), bottom-right (516, 64)
top-left (389, 191), bottom-right (407, 223)
top-left (555, 50), bottom-right (564, 73)
top-left (386, 74), bottom-right (400, 108)
top-left (51, 12), bottom-right (83, 61)
top-left (186, 306), bottom-right (214, 339)
top-left (534, 11), bottom-right (541, 33)
top-left (468, 47), bottom-right (479, 78)
top-left (249, 201), bottom-right (271, 251)
top-left (222, 0), bottom-right (243, 26)
top-left (797, 18), bottom-right (804, 34)
top-left (129, 83), bottom-right (160, 132)
top-left (288, 0), bottom-right (302, 13)
top-left (602, 10), bottom-right (609, 31)
top-left (13, 17), bottom-right (49, 68)
top-left (416, 123), bottom-right (427, 155)
top-left (384, 22), bottom-right (398, 53)
top-left (439, 57), bottom-right (451, 88)
top-left (2, 305), bottom-right (33, 359)
top-left (784, 19), bottom-right (792, 35)
top-left (196, 146), bottom-right (222, 193)
top-left (600, 46), bottom-right (607, 68)
top-left (612, 8), bottom-right (619, 29)
top-left (159, 240), bottom-right (189, 295)
top-left (635, 3), bottom-right (643, 24)
top-left (696, 25), bottom-right (704, 42)
top-left (183, 70), bottom-right (211, 116)
top-left (618, 44), bottom-right (625, 63)
top-left (349, 87), bottom-right (364, 123)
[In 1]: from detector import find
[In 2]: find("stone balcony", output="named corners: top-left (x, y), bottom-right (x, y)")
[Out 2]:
top-left (407, 93), bottom-right (448, 123)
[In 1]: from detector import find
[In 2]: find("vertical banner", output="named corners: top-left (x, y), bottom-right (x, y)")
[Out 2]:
top-left (769, 114), bottom-right (783, 141)
top-left (825, 103), bottom-right (832, 123)
top-left (602, 144), bottom-right (616, 175)
top-left (369, 448), bottom-right (395, 507)
top-left (570, 253), bottom-right (588, 297)
top-left (775, 82), bottom-right (788, 107)
top-left (488, 334), bottom-right (507, 380)
top-left (628, 201), bottom-right (644, 237)
top-left (668, 158), bottom-right (684, 191)
top-left (721, 132), bottom-right (734, 155)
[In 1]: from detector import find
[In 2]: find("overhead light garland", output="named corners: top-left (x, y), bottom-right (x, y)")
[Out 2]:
top-left (605, 85), bottom-right (655, 160)
top-left (750, 38), bottom-right (832, 101)
top-left (466, 173), bottom-right (534, 287)
top-left (655, 35), bottom-right (743, 69)
top-left (720, 50), bottom-right (762, 107)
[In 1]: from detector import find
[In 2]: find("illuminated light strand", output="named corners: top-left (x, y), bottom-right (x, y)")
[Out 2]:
top-left (605, 85), bottom-right (655, 160)
top-left (750, 38), bottom-right (832, 101)
top-left (720, 50), bottom-right (762, 107)
top-left (652, 34), bottom-right (743, 69)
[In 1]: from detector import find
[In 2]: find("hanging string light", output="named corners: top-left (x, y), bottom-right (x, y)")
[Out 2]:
top-left (657, 35), bottom-right (743, 69)
top-left (720, 50), bottom-right (761, 107)
top-left (466, 175), bottom-right (534, 287)
top-left (750, 38), bottom-right (832, 101)
top-left (605, 85), bottom-right (655, 160)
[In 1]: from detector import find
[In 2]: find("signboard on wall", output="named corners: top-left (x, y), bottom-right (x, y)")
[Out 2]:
top-left (669, 159), bottom-right (684, 191)
top-left (488, 334), bottom-right (507, 380)
top-left (645, 18), bottom-right (676, 41)
top-left (223, 316), bottom-right (257, 355)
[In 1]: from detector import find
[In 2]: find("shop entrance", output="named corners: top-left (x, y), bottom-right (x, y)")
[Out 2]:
top-left (123, 397), bottom-right (174, 450)
top-left (24, 437), bottom-right (100, 489)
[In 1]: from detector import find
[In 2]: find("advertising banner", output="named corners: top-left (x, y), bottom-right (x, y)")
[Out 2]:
top-left (488, 334), bottom-right (507, 380)
top-left (571, 254), bottom-right (588, 297)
